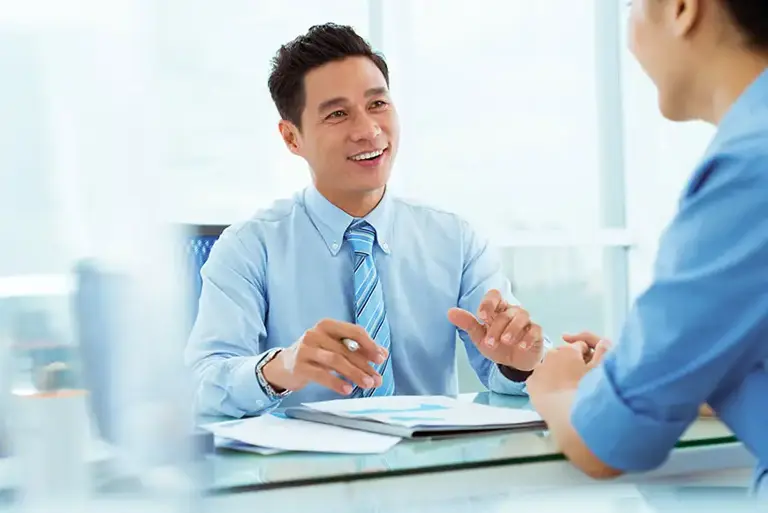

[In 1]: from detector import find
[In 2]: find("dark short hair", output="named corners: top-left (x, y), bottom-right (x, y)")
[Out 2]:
top-left (267, 23), bottom-right (389, 129)
top-left (720, 0), bottom-right (768, 50)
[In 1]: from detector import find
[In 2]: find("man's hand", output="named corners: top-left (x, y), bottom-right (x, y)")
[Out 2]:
top-left (527, 335), bottom-right (612, 410)
top-left (563, 332), bottom-right (715, 419)
top-left (448, 289), bottom-right (544, 371)
top-left (562, 331), bottom-right (612, 365)
top-left (262, 319), bottom-right (387, 395)
top-left (526, 345), bottom-right (592, 404)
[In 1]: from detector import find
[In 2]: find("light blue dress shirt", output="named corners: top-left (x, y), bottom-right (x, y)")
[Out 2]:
top-left (571, 69), bottom-right (768, 493)
top-left (185, 185), bottom-right (547, 417)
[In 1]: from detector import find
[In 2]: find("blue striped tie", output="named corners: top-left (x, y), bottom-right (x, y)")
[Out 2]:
top-left (344, 220), bottom-right (394, 397)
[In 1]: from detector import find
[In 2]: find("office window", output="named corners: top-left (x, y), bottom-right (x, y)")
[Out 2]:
top-left (380, 1), bottom-right (605, 231)
top-left (501, 247), bottom-right (626, 338)
top-left (376, 1), bottom-right (629, 362)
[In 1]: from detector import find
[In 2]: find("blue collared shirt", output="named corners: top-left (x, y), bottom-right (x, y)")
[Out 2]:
top-left (571, 69), bottom-right (768, 491)
top-left (185, 186), bottom-right (547, 417)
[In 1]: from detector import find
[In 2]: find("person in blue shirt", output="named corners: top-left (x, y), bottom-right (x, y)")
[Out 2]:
top-left (526, 0), bottom-right (768, 495)
top-left (185, 23), bottom-right (550, 418)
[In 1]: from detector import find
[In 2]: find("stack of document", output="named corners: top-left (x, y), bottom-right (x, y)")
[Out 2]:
top-left (202, 412), bottom-right (402, 455)
top-left (284, 395), bottom-right (545, 439)
top-left (202, 395), bottom-right (545, 455)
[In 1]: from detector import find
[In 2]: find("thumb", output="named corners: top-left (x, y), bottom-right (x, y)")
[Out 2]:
top-left (448, 308), bottom-right (486, 343)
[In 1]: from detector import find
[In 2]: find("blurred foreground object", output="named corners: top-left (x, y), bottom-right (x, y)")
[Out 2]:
top-left (0, 0), bottom-right (204, 510)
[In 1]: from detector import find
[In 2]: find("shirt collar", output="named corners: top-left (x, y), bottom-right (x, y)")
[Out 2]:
top-left (302, 184), bottom-right (394, 256)
top-left (708, 67), bottom-right (768, 152)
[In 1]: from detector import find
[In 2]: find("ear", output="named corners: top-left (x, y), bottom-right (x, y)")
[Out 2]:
top-left (669, 0), bottom-right (699, 38)
top-left (278, 120), bottom-right (302, 156)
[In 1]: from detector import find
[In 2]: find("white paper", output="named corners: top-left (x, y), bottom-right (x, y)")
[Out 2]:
top-left (304, 395), bottom-right (542, 428)
top-left (202, 413), bottom-right (402, 454)
top-left (214, 436), bottom-right (284, 455)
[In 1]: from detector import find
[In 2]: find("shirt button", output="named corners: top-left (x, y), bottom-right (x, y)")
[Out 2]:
top-left (331, 242), bottom-right (339, 250)
top-left (381, 242), bottom-right (389, 250)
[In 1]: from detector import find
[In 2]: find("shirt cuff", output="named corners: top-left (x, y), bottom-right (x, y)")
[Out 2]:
top-left (488, 363), bottom-right (528, 396)
top-left (229, 355), bottom-right (281, 416)
top-left (571, 364), bottom-right (690, 472)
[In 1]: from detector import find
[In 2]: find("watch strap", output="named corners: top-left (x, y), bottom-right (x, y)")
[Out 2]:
top-left (497, 363), bottom-right (534, 383)
top-left (255, 348), bottom-right (291, 401)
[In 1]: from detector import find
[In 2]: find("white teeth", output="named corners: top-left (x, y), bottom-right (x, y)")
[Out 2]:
top-left (350, 149), bottom-right (384, 161)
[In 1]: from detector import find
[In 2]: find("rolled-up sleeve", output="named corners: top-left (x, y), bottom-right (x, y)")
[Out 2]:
top-left (571, 363), bottom-right (693, 471)
top-left (571, 153), bottom-right (768, 472)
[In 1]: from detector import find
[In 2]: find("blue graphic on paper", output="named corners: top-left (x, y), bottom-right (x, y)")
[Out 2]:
top-left (387, 416), bottom-right (444, 422)
top-left (344, 403), bottom-right (450, 416)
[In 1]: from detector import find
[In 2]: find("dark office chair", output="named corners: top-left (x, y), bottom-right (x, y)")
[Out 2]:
top-left (183, 224), bottom-right (228, 325)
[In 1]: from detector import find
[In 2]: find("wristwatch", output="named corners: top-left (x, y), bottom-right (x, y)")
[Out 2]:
top-left (255, 348), bottom-right (292, 401)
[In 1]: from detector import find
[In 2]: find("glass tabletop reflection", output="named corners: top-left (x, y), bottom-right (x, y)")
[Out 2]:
top-left (204, 392), bottom-right (736, 493)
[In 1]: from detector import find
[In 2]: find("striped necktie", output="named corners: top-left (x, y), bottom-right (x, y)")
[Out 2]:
top-left (344, 220), bottom-right (395, 397)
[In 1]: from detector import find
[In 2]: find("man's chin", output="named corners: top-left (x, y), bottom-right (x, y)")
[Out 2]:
top-left (345, 167), bottom-right (391, 189)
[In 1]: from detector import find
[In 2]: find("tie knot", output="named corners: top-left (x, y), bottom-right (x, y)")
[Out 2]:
top-left (345, 220), bottom-right (376, 255)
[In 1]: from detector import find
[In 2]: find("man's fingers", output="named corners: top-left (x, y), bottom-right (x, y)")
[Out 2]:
top-left (567, 340), bottom-right (590, 358)
top-left (448, 307), bottom-right (487, 344)
top-left (308, 347), bottom-right (380, 389)
top-left (477, 289), bottom-right (504, 323)
top-left (315, 319), bottom-right (387, 363)
top-left (486, 308), bottom-right (514, 347)
top-left (504, 308), bottom-right (530, 345)
top-left (300, 363), bottom-right (355, 395)
top-left (311, 331), bottom-right (381, 380)
top-left (562, 331), bottom-right (603, 348)
top-left (523, 324), bottom-right (544, 351)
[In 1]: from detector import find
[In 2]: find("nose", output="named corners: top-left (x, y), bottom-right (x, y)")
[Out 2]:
top-left (349, 112), bottom-right (381, 142)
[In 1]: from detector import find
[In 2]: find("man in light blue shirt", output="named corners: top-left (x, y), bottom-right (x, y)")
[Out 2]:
top-left (526, 0), bottom-right (768, 496)
top-left (185, 23), bottom-right (549, 418)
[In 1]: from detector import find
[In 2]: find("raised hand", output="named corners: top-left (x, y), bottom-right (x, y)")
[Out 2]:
top-left (448, 289), bottom-right (544, 371)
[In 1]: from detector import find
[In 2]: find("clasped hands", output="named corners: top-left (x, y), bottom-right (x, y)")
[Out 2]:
top-left (525, 332), bottom-right (717, 418)
top-left (526, 332), bottom-right (612, 402)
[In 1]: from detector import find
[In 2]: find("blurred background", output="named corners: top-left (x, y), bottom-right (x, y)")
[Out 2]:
top-left (0, 0), bottom-right (724, 510)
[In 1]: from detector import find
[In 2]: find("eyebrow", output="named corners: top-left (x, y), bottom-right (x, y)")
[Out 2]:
top-left (317, 87), bottom-right (389, 113)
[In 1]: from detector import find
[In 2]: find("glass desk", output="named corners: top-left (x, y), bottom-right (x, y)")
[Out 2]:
top-left (205, 392), bottom-right (740, 495)
top-left (0, 392), bottom-right (752, 512)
